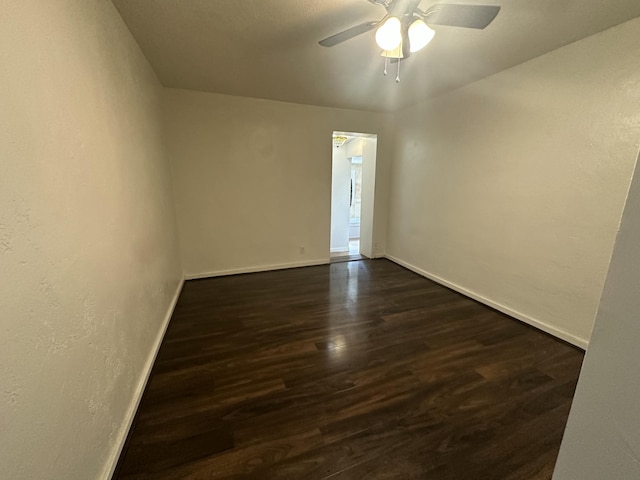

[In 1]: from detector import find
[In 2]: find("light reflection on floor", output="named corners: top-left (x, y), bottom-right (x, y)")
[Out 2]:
top-left (325, 260), bottom-right (369, 362)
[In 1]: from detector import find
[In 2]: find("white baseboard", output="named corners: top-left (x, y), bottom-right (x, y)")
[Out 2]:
top-left (185, 258), bottom-right (329, 280)
top-left (330, 247), bottom-right (349, 253)
top-left (102, 277), bottom-right (185, 480)
top-left (384, 254), bottom-right (588, 350)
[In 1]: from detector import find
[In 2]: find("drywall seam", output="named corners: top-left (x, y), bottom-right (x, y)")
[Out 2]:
top-left (384, 254), bottom-right (588, 349)
top-left (185, 259), bottom-right (329, 280)
top-left (101, 277), bottom-right (185, 480)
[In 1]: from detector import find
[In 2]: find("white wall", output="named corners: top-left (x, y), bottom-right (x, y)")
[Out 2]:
top-left (343, 137), bottom-right (364, 158)
top-left (0, 2), bottom-right (183, 479)
top-left (553, 152), bottom-right (640, 479)
top-left (360, 137), bottom-right (378, 259)
top-left (386, 17), bottom-right (640, 347)
top-left (330, 144), bottom-right (352, 252)
top-left (164, 89), bottom-right (391, 278)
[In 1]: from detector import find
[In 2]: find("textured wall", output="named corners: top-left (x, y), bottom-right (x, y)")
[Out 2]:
top-left (0, 1), bottom-right (182, 479)
top-left (360, 137), bottom-right (378, 259)
top-left (552, 151), bottom-right (640, 479)
top-left (164, 89), bottom-right (392, 278)
top-left (385, 17), bottom-right (640, 346)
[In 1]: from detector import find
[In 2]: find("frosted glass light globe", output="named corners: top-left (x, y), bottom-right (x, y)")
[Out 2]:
top-left (375, 17), bottom-right (402, 51)
top-left (408, 19), bottom-right (435, 52)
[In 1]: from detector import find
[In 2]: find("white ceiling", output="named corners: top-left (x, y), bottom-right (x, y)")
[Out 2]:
top-left (112, 0), bottom-right (640, 112)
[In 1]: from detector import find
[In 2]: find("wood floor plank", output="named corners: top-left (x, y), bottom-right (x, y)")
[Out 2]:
top-left (115, 259), bottom-right (583, 479)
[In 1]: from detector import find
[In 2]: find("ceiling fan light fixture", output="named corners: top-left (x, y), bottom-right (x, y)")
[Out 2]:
top-left (333, 135), bottom-right (348, 148)
top-left (408, 18), bottom-right (435, 52)
top-left (375, 16), bottom-right (402, 51)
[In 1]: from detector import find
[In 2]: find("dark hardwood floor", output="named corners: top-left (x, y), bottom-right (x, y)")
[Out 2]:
top-left (115, 259), bottom-right (584, 480)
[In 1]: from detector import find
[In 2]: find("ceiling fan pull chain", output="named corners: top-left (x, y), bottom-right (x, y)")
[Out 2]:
top-left (396, 58), bottom-right (400, 83)
top-left (383, 56), bottom-right (388, 76)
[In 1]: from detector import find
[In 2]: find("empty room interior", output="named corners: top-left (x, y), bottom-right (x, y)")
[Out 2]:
top-left (3, 1), bottom-right (640, 479)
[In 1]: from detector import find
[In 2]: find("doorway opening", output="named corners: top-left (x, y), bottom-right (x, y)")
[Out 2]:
top-left (330, 131), bottom-right (378, 262)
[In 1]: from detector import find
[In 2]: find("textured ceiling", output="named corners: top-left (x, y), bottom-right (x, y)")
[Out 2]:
top-left (112, 0), bottom-right (640, 112)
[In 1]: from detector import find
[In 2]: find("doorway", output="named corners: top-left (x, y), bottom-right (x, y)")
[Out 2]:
top-left (330, 131), bottom-right (378, 262)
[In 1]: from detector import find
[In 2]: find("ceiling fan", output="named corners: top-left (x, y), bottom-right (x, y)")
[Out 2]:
top-left (319, 0), bottom-right (500, 81)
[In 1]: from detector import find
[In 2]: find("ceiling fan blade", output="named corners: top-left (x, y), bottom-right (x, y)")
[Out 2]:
top-left (319, 21), bottom-right (379, 47)
top-left (423, 4), bottom-right (500, 29)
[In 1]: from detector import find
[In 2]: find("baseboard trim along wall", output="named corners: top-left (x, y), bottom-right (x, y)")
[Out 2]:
top-left (185, 258), bottom-right (329, 280)
top-left (102, 277), bottom-right (185, 480)
top-left (384, 254), bottom-right (589, 350)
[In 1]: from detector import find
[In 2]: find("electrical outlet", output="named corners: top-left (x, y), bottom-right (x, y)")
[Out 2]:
top-left (299, 246), bottom-right (305, 254)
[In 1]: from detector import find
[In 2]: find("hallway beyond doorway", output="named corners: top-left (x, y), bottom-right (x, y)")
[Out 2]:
top-left (330, 238), bottom-right (363, 263)
top-left (349, 239), bottom-right (359, 255)
top-left (330, 131), bottom-right (377, 260)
